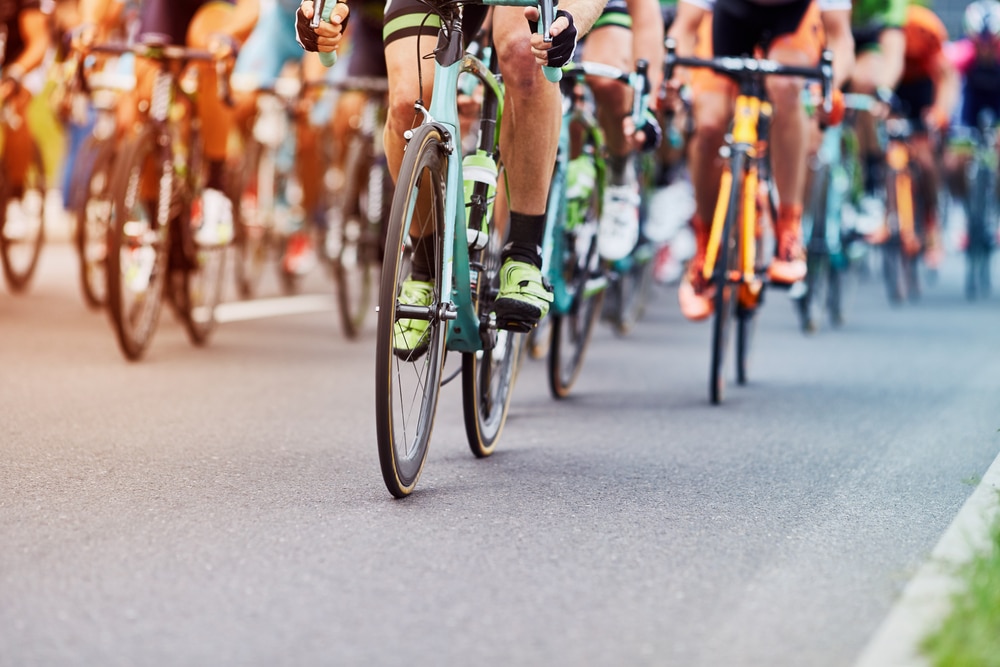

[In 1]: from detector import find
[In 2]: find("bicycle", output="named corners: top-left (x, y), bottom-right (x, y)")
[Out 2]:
top-left (374, 0), bottom-right (561, 497)
top-left (322, 76), bottom-right (391, 339)
top-left (665, 39), bottom-right (833, 404)
top-left (794, 93), bottom-right (869, 332)
top-left (0, 81), bottom-right (47, 293)
top-left (95, 37), bottom-right (234, 360)
top-left (880, 103), bottom-right (924, 305)
top-left (959, 109), bottom-right (997, 301)
top-left (542, 59), bottom-right (651, 398)
top-left (66, 53), bottom-right (134, 309)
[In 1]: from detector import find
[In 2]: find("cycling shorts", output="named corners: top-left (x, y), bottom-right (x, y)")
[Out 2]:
top-left (138, 0), bottom-right (233, 45)
top-left (712, 0), bottom-right (824, 63)
top-left (852, 22), bottom-right (889, 54)
top-left (233, 3), bottom-right (303, 87)
top-left (959, 65), bottom-right (1000, 128)
top-left (347, 5), bottom-right (388, 78)
top-left (593, 0), bottom-right (631, 31)
top-left (895, 77), bottom-right (933, 132)
top-left (383, 0), bottom-right (487, 47)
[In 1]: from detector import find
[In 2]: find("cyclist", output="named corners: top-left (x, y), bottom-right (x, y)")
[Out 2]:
top-left (867, 3), bottom-right (956, 263)
top-left (77, 0), bottom-right (261, 246)
top-left (581, 0), bottom-right (665, 261)
top-left (1, 0), bottom-right (51, 230)
top-left (943, 0), bottom-right (1000, 208)
top-left (848, 0), bottom-right (906, 227)
top-left (232, 0), bottom-right (342, 275)
top-left (668, 0), bottom-right (855, 320)
top-left (299, 0), bottom-right (613, 352)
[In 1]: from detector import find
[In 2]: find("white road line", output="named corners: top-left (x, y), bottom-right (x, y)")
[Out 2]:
top-left (214, 294), bottom-right (336, 323)
top-left (854, 451), bottom-right (1000, 667)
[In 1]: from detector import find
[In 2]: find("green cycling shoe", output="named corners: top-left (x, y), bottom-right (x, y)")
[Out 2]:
top-left (492, 260), bottom-right (553, 332)
top-left (392, 278), bottom-right (434, 360)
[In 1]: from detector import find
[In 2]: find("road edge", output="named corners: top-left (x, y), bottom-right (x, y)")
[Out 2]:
top-left (854, 450), bottom-right (1000, 667)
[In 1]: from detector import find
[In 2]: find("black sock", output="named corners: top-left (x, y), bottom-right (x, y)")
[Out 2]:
top-left (207, 160), bottom-right (227, 192)
top-left (409, 234), bottom-right (436, 282)
top-left (607, 154), bottom-right (630, 186)
top-left (502, 212), bottom-right (546, 268)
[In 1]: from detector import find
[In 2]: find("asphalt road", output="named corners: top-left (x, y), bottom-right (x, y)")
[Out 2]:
top-left (2, 242), bottom-right (998, 667)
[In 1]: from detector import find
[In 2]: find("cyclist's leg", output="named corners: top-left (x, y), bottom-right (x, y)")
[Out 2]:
top-left (759, 0), bottom-right (823, 283)
top-left (678, 12), bottom-right (734, 320)
top-left (896, 78), bottom-right (940, 260)
top-left (490, 6), bottom-right (559, 328)
top-left (584, 7), bottom-right (643, 260)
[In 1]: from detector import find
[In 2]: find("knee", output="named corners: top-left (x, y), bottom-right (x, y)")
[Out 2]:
top-left (497, 37), bottom-right (547, 98)
top-left (693, 104), bottom-right (728, 148)
top-left (587, 77), bottom-right (626, 110)
top-left (387, 90), bottom-right (421, 132)
top-left (766, 77), bottom-right (802, 114)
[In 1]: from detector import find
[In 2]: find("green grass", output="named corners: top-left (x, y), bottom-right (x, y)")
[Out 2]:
top-left (921, 504), bottom-right (1000, 667)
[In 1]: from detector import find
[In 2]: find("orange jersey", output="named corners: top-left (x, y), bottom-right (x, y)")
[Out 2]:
top-left (902, 5), bottom-right (948, 82)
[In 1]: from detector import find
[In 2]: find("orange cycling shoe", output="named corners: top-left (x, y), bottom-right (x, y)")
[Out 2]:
top-left (678, 217), bottom-right (714, 321)
top-left (767, 205), bottom-right (807, 284)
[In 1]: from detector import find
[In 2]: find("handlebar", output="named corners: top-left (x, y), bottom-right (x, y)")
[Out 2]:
top-left (87, 39), bottom-right (234, 107)
top-left (664, 38), bottom-right (833, 113)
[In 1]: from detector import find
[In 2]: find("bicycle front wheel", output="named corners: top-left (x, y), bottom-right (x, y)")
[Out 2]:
top-left (375, 125), bottom-right (448, 497)
top-left (105, 130), bottom-right (170, 361)
top-left (710, 159), bottom-right (745, 404)
top-left (75, 137), bottom-right (116, 309)
top-left (0, 139), bottom-right (46, 293)
top-left (234, 141), bottom-right (278, 299)
top-left (549, 168), bottom-right (605, 399)
top-left (176, 191), bottom-right (229, 346)
top-left (334, 135), bottom-right (385, 339)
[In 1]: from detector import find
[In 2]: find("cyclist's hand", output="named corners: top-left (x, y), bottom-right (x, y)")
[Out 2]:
top-left (296, 0), bottom-right (350, 54)
top-left (624, 109), bottom-right (662, 153)
top-left (817, 89), bottom-right (845, 128)
top-left (525, 8), bottom-right (578, 70)
top-left (207, 33), bottom-right (238, 60)
top-left (658, 77), bottom-right (685, 115)
top-left (69, 23), bottom-right (97, 52)
top-left (924, 106), bottom-right (950, 133)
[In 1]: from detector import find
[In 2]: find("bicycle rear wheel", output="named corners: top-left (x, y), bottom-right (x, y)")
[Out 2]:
top-left (176, 190), bottom-right (229, 346)
top-left (375, 124), bottom-right (448, 497)
top-left (549, 200), bottom-right (605, 399)
top-left (0, 139), bottom-right (46, 293)
top-left (965, 160), bottom-right (994, 300)
top-left (106, 129), bottom-right (170, 360)
top-left (609, 243), bottom-right (655, 336)
top-left (710, 158), bottom-right (745, 405)
top-left (462, 208), bottom-right (522, 457)
top-left (234, 141), bottom-right (278, 299)
top-left (75, 137), bottom-right (116, 309)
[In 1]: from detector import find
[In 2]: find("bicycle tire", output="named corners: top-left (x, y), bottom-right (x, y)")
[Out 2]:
top-left (548, 181), bottom-right (605, 399)
top-left (0, 140), bottom-right (46, 293)
top-left (375, 124), bottom-right (448, 497)
top-left (610, 244), bottom-right (655, 336)
top-left (965, 160), bottom-right (994, 300)
top-left (797, 163), bottom-right (830, 333)
top-left (176, 177), bottom-right (229, 346)
top-left (75, 137), bottom-right (116, 309)
top-left (334, 134), bottom-right (382, 339)
top-left (462, 207), bottom-right (522, 457)
top-left (234, 140), bottom-right (277, 300)
top-left (710, 155), bottom-right (745, 405)
top-left (105, 129), bottom-right (170, 360)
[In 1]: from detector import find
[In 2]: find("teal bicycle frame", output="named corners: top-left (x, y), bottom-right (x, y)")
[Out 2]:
top-left (402, 0), bottom-right (560, 353)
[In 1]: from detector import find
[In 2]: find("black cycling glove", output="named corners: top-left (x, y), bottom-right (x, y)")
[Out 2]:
top-left (636, 110), bottom-right (662, 153)
top-left (296, 2), bottom-right (349, 52)
top-left (527, 9), bottom-right (578, 69)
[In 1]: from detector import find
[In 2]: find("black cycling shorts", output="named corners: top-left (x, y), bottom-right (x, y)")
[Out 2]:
top-left (712, 0), bottom-right (812, 58)
top-left (138, 0), bottom-right (232, 46)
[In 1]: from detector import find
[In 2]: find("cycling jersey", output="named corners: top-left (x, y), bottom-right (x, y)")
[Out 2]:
top-left (947, 39), bottom-right (1000, 128)
top-left (900, 5), bottom-right (946, 83)
top-left (234, 1), bottom-right (303, 87)
top-left (0, 0), bottom-right (41, 65)
top-left (850, 0), bottom-right (905, 29)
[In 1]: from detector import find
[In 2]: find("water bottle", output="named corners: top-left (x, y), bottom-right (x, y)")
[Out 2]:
top-left (463, 151), bottom-right (497, 250)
